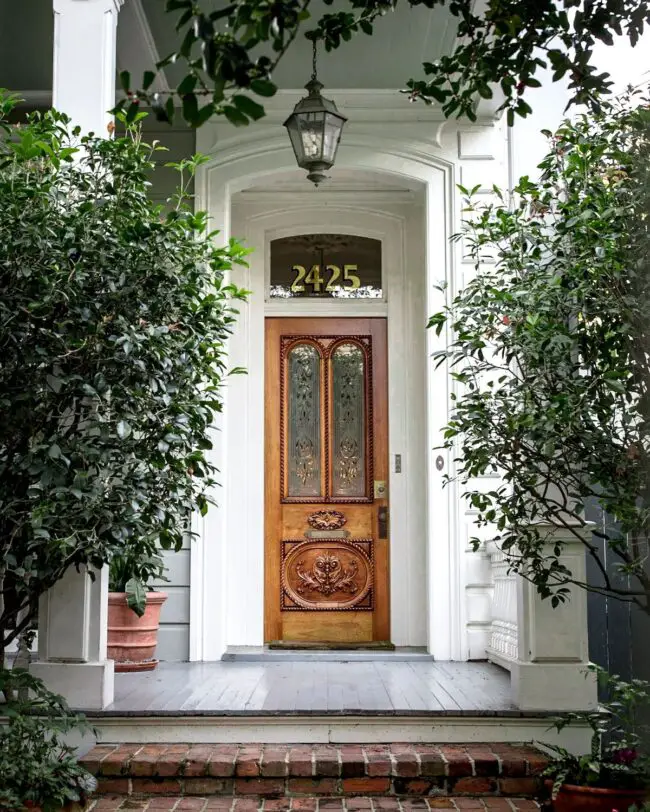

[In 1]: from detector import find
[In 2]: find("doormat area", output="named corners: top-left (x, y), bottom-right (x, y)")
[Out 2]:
top-left (267, 641), bottom-right (396, 651)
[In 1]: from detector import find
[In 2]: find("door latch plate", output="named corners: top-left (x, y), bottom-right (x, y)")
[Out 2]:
top-left (374, 480), bottom-right (387, 499)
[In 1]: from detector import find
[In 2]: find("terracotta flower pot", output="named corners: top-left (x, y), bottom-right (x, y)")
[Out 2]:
top-left (549, 781), bottom-right (648, 812)
top-left (107, 591), bottom-right (167, 672)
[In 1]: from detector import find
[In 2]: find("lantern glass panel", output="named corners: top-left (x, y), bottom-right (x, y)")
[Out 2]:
top-left (286, 122), bottom-right (304, 164)
top-left (322, 113), bottom-right (343, 164)
top-left (289, 111), bottom-right (326, 165)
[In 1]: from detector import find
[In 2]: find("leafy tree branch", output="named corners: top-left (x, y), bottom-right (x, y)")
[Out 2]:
top-left (430, 87), bottom-right (650, 612)
top-left (116, 0), bottom-right (649, 127)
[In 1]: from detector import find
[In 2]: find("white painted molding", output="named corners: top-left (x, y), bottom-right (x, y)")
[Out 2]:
top-left (52, 0), bottom-right (125, 12)
top-left (190, 111), bottom-right (515, 664)
top-left (254, 89), bottom-right (448, 122)
top-left (236, 190), bottom-right (417, 205)
top-left (198, 135), bottom-right (456, 189)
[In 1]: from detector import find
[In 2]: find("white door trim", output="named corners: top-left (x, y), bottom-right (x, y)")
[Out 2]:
top-left (232, 206), bottom-right (425, 649)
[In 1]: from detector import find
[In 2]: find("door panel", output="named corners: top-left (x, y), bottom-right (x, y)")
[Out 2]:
top-left (264, 318), bottom-right (389, 645)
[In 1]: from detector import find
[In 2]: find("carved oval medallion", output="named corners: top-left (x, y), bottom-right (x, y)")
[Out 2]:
top-left (307, 509), bottom-right (347, 531)
top-left (282, 540), bottom-right (372, 611)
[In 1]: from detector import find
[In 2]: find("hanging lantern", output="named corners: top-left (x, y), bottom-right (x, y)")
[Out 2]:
top-left (284, 39), bottom-right (347, 186)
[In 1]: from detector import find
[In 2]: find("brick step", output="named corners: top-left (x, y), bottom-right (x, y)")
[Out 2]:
top-left (89, 796), bottom-right (541, 811)
top-left (81, 744), bottom-right (547, 800)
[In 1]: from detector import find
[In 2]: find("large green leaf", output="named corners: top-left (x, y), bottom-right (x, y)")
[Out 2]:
top-left (125, 578), bottom-right (147, 618)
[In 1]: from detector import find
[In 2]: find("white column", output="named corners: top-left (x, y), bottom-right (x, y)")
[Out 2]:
top-left (509, 525), bottom-right (598, 711)
top-left (52, 0), bottom-right (124, 136)
top-left (189, 145), bottom-right (230, 661)
top-left (30, 0), bottom-right (125, 711)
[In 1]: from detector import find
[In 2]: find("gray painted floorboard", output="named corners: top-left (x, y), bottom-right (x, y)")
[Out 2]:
top-left (99, 660), bottom-right (523, 716)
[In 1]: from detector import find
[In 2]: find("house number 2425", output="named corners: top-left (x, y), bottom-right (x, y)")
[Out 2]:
top-left (291, 264), bottom-right (361, 293)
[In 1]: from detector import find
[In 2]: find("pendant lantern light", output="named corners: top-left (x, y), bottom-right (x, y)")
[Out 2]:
top-left (283, 39), bottom-right (347, 186)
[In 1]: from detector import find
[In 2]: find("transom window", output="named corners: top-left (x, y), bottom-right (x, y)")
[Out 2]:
top-left (270, 234), bottom-right (382, 299)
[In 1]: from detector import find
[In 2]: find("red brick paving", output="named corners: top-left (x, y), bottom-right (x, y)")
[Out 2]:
top-left (85, 743), bottom-right (546, 801)
top-left (88, 800), bottom-right (540, 811)
top-left (85, 745), bottom-right (544, 784)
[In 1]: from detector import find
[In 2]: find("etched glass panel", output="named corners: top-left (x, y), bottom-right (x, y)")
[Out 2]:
top-left (288, 343), bottom-right (321, 497)
top-left (332, 343), bottom-right (366, 497)
top-left (270, 234), bottom-right (382, 299)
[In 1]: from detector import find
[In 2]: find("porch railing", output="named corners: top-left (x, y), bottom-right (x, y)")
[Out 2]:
top-left (486, 541), bottom-right (518, 665)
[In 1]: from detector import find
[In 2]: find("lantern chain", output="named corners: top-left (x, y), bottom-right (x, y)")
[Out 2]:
top-left (311, 38), bottom-right (318, 83)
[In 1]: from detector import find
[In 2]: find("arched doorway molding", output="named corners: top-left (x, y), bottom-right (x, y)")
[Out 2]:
top-left (189, 131), bottom-right (464, 662)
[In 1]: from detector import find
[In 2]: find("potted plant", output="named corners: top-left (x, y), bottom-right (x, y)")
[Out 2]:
top-left (107, 548), bottom-right (168, 672)
top-left (542, 666), bottom-right (650, 811)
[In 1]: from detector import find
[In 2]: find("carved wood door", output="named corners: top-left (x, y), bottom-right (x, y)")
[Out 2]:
top-left (264, 317), bottom-right (390, 645)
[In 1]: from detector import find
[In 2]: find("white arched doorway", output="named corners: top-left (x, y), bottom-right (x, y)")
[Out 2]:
top-left (189, 130), bottom-right (463, 662)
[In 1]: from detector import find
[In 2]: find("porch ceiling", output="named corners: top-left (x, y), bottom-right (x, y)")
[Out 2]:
top-left (140, 0), bottom-right (459, 91)
top-left (0, 1), bottom-right (53, 92)
top-left (0, 2), bottom-right (458, 97)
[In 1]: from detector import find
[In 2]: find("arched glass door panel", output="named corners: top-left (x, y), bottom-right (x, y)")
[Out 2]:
top-left (287, 343), bottom-right (322, 498)
top-left (331, 343), bottom-right (366, 498)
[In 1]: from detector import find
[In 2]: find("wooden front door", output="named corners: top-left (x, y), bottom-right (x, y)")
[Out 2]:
top-left (264, 317), bottom-right (390, 645)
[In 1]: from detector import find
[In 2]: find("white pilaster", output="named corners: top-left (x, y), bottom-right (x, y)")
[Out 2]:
top-left (508, 525), bottom-right (598, 711)
top-left (52, 0), bottom-right (124, 136)
top-left (30, 0), bottom-right (125, 710)
top-left (31, 567), bottom-right (113, 710)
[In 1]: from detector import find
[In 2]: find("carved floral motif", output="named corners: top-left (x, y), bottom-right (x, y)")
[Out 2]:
top-left (307, 510), bottom-right (346, 531)
top-left (281, 539), bottom-right (373, 611)
top-left (295, 553), bottom-right (359, 596)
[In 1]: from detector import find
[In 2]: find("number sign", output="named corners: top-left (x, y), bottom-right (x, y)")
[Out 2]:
top-left (269, 234), bottom-right (382, 299)
top-left (291, 264), bottom-right (361, 294)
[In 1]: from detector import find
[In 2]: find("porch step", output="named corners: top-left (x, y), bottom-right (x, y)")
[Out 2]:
top-left (87, 796), bottom-right (542, 810)
top-left (222, 647), bottom-right (434, 662)
top-left (82, 743), bottom-right (547, 800)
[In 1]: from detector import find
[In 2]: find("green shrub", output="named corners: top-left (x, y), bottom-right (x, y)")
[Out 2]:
top-left (0, 91), bottom-right (248, 660)
top-left (0, 670), bottom-right (96, 811)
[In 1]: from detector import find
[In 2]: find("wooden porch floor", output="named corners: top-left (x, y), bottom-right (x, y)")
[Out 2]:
top-left (100, 660), bottom-right (522, 717)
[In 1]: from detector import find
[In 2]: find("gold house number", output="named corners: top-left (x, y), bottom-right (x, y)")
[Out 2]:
top-left (291, 264), bottom-right (361, 293)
